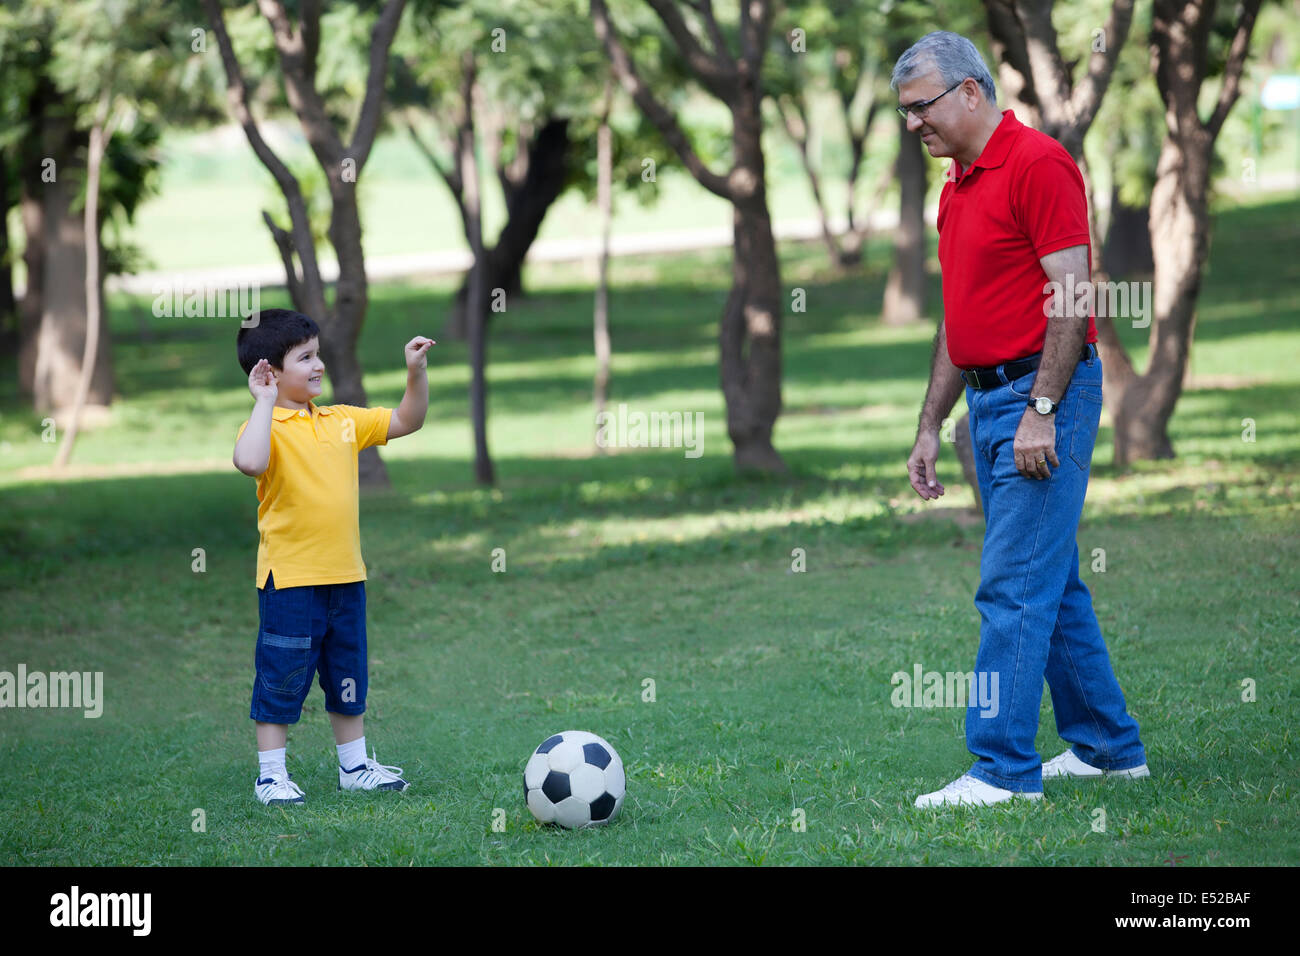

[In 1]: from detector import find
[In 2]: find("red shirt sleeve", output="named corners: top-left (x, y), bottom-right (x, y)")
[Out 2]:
top-left (1010, 152), bottom-right (1091, 258)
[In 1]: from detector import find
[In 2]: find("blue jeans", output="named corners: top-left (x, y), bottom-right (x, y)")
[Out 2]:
top-left (964, 346), bottom-right (1146, 791)
top-left (250, 571), bottom-right (369, 724)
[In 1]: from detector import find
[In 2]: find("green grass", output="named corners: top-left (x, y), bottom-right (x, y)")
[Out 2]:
top-left (0, 197), bottom-right (1296, 866)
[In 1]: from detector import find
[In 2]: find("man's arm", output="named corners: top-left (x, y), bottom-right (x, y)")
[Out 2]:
top-left (387, 336), bottom-right (435, 440)
top-left (907, 321), bottom-right (966, 500)
top-left (1030, 244), bottom-right (1091, 404)
top-left (1015, 243), bottom-right (1091, 480)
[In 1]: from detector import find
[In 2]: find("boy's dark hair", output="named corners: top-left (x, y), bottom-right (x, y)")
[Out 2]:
top-left (237, 309), bottom-right (321, 375)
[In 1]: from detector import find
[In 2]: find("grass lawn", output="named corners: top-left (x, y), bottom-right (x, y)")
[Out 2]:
top-left (0, 195), bottom-right (1296, 866)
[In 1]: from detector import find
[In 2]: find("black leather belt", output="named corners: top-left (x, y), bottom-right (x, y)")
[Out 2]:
top-left (961, 343), bottom-right (1096, 390)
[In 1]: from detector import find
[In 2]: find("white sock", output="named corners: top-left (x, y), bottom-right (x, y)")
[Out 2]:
top-left (258, 747), bottom-right (287, 780)
top-left (338, 736), bottom-right (366, 772)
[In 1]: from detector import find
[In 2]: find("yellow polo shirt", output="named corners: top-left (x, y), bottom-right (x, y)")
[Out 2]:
top-left (236, 402), bottom-right (393, 589)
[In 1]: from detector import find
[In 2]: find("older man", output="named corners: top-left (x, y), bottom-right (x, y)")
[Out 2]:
top-left (895, 32), bottom-right (1149, 808)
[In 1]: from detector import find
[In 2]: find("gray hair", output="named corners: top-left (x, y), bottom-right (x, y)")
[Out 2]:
top-left (891, 31), bottom-right (996, 105)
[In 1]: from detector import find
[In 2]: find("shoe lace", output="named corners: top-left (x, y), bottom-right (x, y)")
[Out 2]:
top-left (358, 748), bottom-right (404, 783)
top-left (942, 775), bottom-right (977, 794)
top-left (260, 770), bottom-right (303, 797)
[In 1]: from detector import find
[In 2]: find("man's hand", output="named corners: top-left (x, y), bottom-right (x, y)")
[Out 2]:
top-left (249, 358), bottom-right (277, 403)
top-left (908, 430), bottom-right (945, 500)
top-left (404, 336), bottom-right (436, 371)
top-left (1014, 407), bottom-right (1059, 479)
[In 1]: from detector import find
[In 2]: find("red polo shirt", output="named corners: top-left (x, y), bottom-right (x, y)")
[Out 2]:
top-left (936, 110), bottom-right (1096, 368)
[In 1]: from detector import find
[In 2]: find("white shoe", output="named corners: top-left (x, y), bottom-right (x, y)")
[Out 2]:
top-left (914, 773), bottom-right (1042, 808)
top-left (1043, 749), bottom-right (1150, 780)
top-left (339, 749), bottom-right (409, 791)
top-left (255, 770), bottom-right (306, 806)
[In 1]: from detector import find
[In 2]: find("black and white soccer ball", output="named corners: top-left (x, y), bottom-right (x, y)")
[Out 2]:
top-left (524, 730), bottom-right (626, 829)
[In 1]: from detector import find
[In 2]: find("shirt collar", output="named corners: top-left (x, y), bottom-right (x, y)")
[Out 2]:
top-left (271, 402), bottom-right (332, 421)
top-left (946, 109), bottom-right (1022, 183)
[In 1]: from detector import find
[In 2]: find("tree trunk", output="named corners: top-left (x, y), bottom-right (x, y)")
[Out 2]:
top-left (17, 70), bottom-right (56, 400)
top-left (840, 127), bottom-right (867, 266)
top-left (324, 179), bottom-right (387, 488)
top-left (459, 57), bottom-right (494, 486)
top-left (776, 95), bottom-right (842, 268)
top-left (0, 149), bottom-right (16, 348)
top-left (1077, 153), bottom-right (1139, 419)
top-left (724, 92), bottom-right (785, 472)
top-left (1103, 185), bottom-right (1153, 277)
top-left (1111, 0), bottom-right (1262, 466)
top-left (54, 97), bottom-right (113, 469)
top-left (204, 0), bottom-right (405, 489)
top-left (32, 116), bottom-right (114, 416)
top-left (882, 113), bottom-right (927, 325)
top-left (446, 117), bottom-right (570, 340)
top-left (593, 83), bottom-right (613, 449)
top-left (18, 183), bottom-right (44, 399)
top-left (1113, 137), bottom-right (1209, 465)
top-left (724, 200), bottom-right (785, 471)
top-left (590, 0), bottom-right (785, 473)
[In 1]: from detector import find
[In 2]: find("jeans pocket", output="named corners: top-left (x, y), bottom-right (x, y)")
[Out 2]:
top-left (1069, 390), bottom-right (1103, 469)
top-left (1007, 369), bottom-right (1037, 399)
top-left (257, 631), bottom-right (314, 696)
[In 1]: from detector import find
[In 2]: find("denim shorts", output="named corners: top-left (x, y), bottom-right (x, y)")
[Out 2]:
top-left (250, 571), bottom-right (368, 724)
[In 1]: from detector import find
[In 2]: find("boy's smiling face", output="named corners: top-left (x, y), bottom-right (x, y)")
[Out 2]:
top-left (273, 337), bottom-right (325, 403)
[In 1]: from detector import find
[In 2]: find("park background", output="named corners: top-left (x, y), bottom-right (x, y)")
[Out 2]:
top-left (0, 0), bottom-right (1296, 865)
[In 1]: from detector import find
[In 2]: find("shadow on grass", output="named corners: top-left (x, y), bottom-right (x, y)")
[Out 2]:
top-left (0, 439), bottom-right (979, 593)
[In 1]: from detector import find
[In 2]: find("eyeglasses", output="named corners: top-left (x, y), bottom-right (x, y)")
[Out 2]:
top-left (896, 81), bottom-right (963, 119)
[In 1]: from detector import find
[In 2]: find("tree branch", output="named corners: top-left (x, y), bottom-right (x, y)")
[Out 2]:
top-left (406, 116), bottom-right (458, 195)
top-left (590, 0), bottom-right (733, 200)
top-left (256, 0), bottom-right (342, 168)
top-left (687, 0), bottom-right (730, 60)
top-left (1067, 0), bottom-right (1135, 132)
top-left (349, 0), bottom-right (407, 169)
top-left (261, 209), bottom-right (304, 309)
top-left (1014, 0), bottom-right (1074, 133)
top-left (301, 0), bottom-right (321, 88)
top-left (202, 0), bottom-right (324, 303)
top-left (737, 0), bottom-right (773, 74)
top-left (645, 0), bottom-right (737, 100)
top-left (984, 0), bottom-right (1042, 123)
top-left (1206, 0), bottom-right (1264, 140)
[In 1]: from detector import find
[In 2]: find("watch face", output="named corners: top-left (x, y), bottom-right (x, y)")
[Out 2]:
top-left (1035, 397), bottom-right (1053, 414)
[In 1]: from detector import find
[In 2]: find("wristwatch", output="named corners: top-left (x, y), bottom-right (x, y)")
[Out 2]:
top-left (1028, 396), bottom-right (1058, 415)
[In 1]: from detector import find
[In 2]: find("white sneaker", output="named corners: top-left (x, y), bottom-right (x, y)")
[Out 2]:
top-left (255, 770), bottom-right (306, 806)
top-left (914, 773), bottom-right (1042, 808)
top-left (1043, 749), bottom-right (1150, 780)
top-left (339, 749), bottom-right (409, 792)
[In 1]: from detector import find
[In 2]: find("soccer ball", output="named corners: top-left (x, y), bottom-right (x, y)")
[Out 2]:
top-left (523, 730), bottom-right (626, 829)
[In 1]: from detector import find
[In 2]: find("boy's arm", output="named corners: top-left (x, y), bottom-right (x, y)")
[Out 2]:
top-left (234, 397), bottom-right (275, 475)
top-left (387, 336), bottom-right (435, 440)
top-left (234, 359), bottom-right (278, 476)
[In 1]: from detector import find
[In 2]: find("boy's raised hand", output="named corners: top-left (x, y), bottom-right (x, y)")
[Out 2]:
top-left (404, 336), bottom-right (436, 371)
top-left (249, 358), bottom-right (278, 402)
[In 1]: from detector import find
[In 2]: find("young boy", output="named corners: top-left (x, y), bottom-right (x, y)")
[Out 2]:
top-left (233, 308), bottom-right (434, 806)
